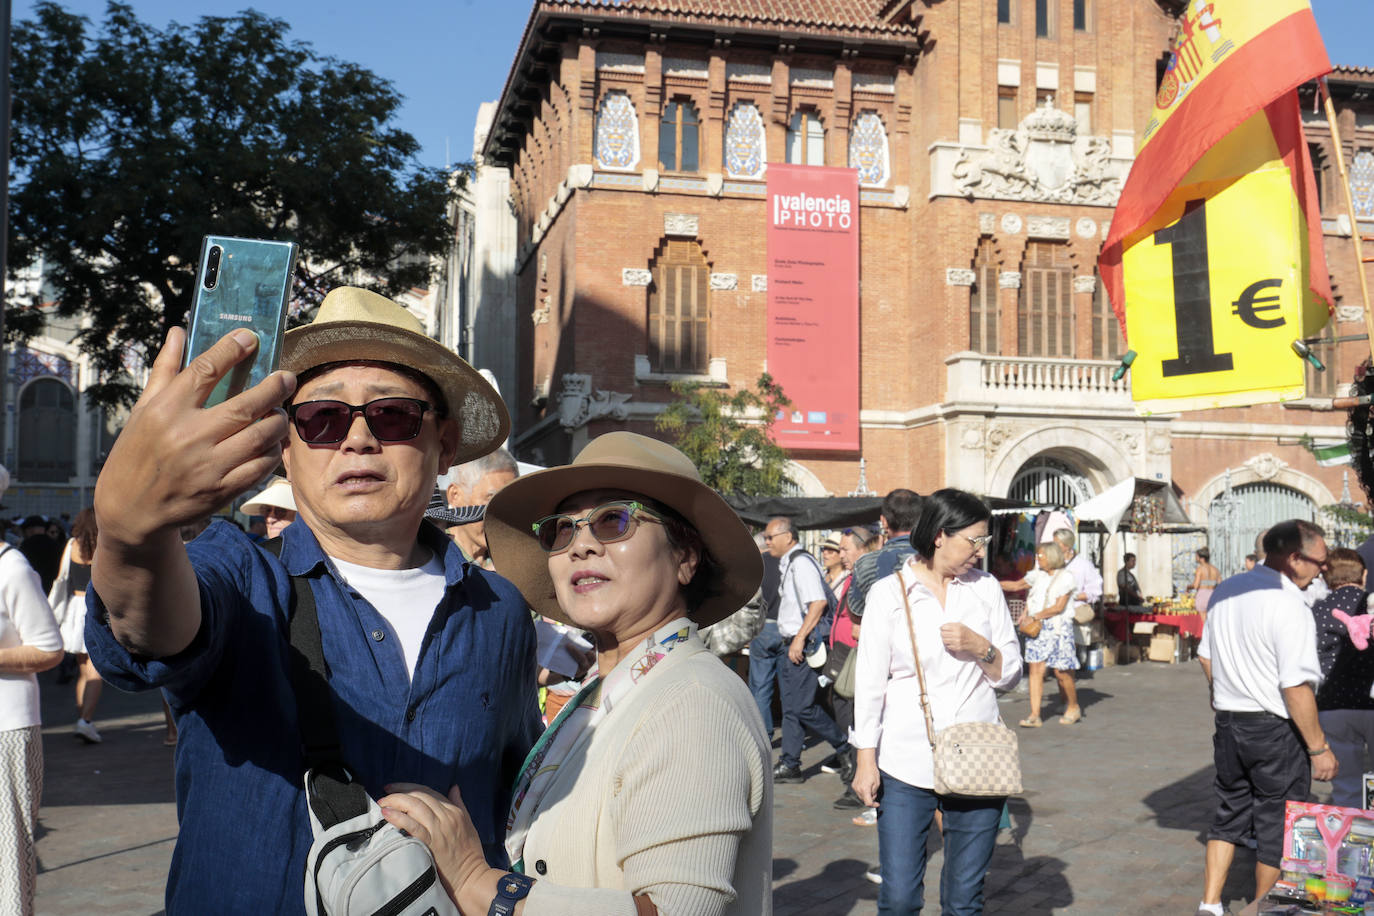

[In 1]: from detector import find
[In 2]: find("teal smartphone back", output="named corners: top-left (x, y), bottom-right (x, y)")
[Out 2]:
top-left (184, 236), bottom-right (299, 406)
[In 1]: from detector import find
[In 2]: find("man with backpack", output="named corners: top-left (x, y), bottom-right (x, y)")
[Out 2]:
top-left (759, 516), bottom-right (853, 784)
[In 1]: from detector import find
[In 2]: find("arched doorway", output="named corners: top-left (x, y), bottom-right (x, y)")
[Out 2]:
top-left (18, 378), bottom-right (76, 482)
top-left (1209, 482), bottom-right (1317, 576)
top-left (1009, 456), bottom-right (1094, 507)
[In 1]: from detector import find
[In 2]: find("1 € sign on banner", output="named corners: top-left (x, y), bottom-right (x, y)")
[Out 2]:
top-left (1122, 166), bottom-right (1310, 414)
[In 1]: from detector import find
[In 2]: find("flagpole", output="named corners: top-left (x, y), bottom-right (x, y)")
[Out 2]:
top-left (1320, 76), bottom-right (1374, 361)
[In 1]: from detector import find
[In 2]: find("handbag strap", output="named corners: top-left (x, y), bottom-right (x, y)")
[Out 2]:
top-left (895, 567), bottom-right (938, 753)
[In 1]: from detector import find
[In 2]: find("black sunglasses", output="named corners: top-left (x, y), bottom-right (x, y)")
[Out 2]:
top-left (287, 397), bottom-right (436, 445)
top-left (531, 501), bottom-right (665, 554)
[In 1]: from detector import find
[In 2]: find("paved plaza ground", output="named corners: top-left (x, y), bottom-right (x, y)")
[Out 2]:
top-left (31, 656), bottom-right (1314, 914)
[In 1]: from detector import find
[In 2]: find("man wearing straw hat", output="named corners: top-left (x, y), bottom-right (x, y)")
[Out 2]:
top-left (84, 287), bottom-right (542, 915)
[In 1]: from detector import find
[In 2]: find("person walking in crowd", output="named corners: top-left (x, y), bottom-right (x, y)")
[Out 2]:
top-left (847, 489), bottom-right (921, 621)
top-left (1117, 552), bottom-right (1143, 607)
top-left (0, 466), bottom-right (64, 915)
top-left (1190, 547), bottom-right (1221, 614)
top-left (240, 476), bottom-right (297, 539)
top-left (821, 534), bottom-right (846, 590)
top-left (832, 525), bottom-right (878, 822)
top-left (382, 431), bottom-right (772, 915)
top-left (747, 536), bottom-right (784, 738)
top-left (1312, 548), bottom-right (1374, 809)
top-left (1196, 520), bottom-right (1336, 915)
top-left (851, 488), bottom-right (1021, 916)
top-left (17, 516), bottom-right (61, 595)
top-left (443, 447), bottom-right (519, 570)
top-left (84, 288), bottom-right (541, 914)
top-left (48, 508), bottom-right (104, 744)
top-left (1014, 541), bottom-right (1082, 727)
top-left (1053, 528), bottom-right (1102, 618)
top-left (759, 516), bottom-right (853, 785)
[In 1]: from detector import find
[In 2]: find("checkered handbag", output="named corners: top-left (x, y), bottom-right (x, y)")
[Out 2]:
top-left (897, 570), bottom-right (1023, 798)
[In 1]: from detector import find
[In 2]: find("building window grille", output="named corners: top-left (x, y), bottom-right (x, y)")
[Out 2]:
top-left (1091, 274), bottom-right (1124, 360)
top-left (658, 99), bottom-right (699, 173)
top-left (648, 240), bottom-right (710, 373)
top-left (1307, 321), bottom-right (1337, 398)
top-left (970, 240), bottom-right (1000, 353)
top-left (724, 102), bottom-right (766, 179)
top-left (786, 110), bottom-right (825, 166)
top-left (18, 378), bottom-right (76, 482)
top-left (1019, 242), bottom-right (1074, 357)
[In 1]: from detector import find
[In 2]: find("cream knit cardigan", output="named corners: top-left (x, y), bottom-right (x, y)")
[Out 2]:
top-left (519, 632), bottom-right (773, 916)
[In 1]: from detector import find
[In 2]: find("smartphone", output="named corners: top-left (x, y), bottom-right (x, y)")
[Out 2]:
top-left (183, 235), bottom-right (299, 407)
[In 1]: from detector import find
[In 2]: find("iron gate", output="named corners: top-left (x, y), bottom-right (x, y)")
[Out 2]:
top-left (1208, 481), bottom-right (1317, 577)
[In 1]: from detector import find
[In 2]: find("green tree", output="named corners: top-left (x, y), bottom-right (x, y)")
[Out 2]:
top-left (655, 373), bottom-right (793, 499)
top-left (8, 2), bottom-right (458, 406)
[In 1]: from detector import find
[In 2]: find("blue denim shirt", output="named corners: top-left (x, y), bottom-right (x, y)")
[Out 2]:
top-left (86, 518), bottom-right (541, 915)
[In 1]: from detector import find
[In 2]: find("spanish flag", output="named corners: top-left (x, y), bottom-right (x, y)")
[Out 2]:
top-left (1099, 0), bottom-right (1334, 412)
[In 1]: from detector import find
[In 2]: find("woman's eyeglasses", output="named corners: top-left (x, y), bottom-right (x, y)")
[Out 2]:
top-left (287, 397), bottom-right (436, 444)
top-left (532, 501), bottom-right (665, 554)
top-left (952, 532), bottom-right (993, 550)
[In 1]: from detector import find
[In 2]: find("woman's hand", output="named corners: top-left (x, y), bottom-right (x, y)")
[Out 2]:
top-left (380, 783), bottom-right (492, 904)
top-left (939, 623), bottom-right (987, 657)
top-left (852, 750), bottom-right (881, 807)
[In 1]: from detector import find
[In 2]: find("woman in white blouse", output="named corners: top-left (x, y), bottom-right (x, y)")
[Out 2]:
top-left (851, 488), bottom-right (1021, 916)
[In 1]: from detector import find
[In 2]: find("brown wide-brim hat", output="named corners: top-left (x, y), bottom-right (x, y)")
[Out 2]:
top-left (282, 287), bottom-right (510, 465)
top-left (485, 431), bottom-right (763, 628)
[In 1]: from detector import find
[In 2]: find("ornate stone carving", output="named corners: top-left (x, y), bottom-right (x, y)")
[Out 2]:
top-left (622, 268), bottom-right (652, 286)
top-left (1244, 453), bottom-right (1287, 481)
top-left (1148, 432), bottom-right (1171, 456)
top-left (999, 271), bottom-right (1022, 290)
top-left (1073, 275), bottom-right (1097, 294)
top-left (945, 268), bottom-right (976, 286)
top-left (1337, 305), bottom-right (1365, 324)
top-left (1000, 213), bottom-right (1023, 235)
top-left (979, 212), bottom-right (996, 235)
top-left (986, 422), bottom-right (1016, 452)
top-left (558, 373), bottom-right (632, 431)
top-left (960, 427), bottom-right (985, 451)
top-left (949, 98), bottom-right (1125, 206)
top-left (752, 275), bottom-right (768, 292)
top-left (710, 273), bottom-right (738, 290)
top-left (1112, 428), bottom-right (1142, 454)
top-left (1076, 217), bottom-right (1099, 239)
top-left (664, 213), bottom-right (699, 237)
top-left (1026, 216), bottom-right (1071, 240)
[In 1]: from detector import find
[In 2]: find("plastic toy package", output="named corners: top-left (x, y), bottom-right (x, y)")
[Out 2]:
top-left (1266, 802), bottom-right (1374, 913)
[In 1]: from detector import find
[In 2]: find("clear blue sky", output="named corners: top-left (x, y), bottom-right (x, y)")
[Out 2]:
top-left (13, 0), bottom-right (1374, 170)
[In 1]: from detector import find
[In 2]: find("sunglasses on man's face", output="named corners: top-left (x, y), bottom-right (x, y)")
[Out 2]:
top-left (287, 397), bottom-right (436, 445)
top-left (532, 500), bottom-right (665, 554)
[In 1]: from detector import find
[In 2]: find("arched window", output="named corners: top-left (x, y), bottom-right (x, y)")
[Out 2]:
top-left (1019, 242), bottom-right (1074, 357)
top-left (648, 240), bottom-right (710, 373)
top-left (1009, 456), bottom-right (1093, 506)
top-left (1209, 482), bottom-right (1317, 575)
top-left (724, 102), bottom-right (766, 179)
top-left (594, 91), bottom-right (640, 171)
top-left (970, 240), bottom-right (999, 353)
top-left (18, 378), bottom-right (76, 482)
top-left (786, 110), bottom-right (825, 166)
top-left (658, 99), bottom-right (699, 173)
top-left (847, 111), bottom-right (890, 186)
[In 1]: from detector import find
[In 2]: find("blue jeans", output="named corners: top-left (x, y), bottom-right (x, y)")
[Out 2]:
top-left (876, 770), bottom-right (1003, 915)
top-left (748, 621), bottom-right (782, 734)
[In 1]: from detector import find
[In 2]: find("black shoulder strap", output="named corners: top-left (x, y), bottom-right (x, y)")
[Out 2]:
top-left (262, 537), bottom-right (370, 826)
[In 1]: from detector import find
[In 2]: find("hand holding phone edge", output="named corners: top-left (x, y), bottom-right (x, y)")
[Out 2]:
top-left (91, 325), bottom-right (296, 658)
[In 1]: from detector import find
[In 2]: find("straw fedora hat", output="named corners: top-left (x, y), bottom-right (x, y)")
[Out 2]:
top-left (241, 476), bottom-right (296, 515)
top-left (484, 432), bottom-right (762, 628)
top-left (282, 287), bottom-right (510, 465)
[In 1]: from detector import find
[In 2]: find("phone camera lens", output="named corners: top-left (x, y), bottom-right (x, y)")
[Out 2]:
top-left (203, 246), bottom-right (222, 290)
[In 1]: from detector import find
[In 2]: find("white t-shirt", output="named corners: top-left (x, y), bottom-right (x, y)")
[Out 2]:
top-left (778, 548), bottom-right (828, 638)
top-left (329, 552), bottom-right (446, 680)
top-left (1198, 565), bottom-right (1322, 718)
top-left (0, 546), bottom-right (62, 732)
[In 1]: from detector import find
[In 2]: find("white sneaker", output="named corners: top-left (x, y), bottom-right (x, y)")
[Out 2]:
top-left (74, 719), bottom-right (102, 744)
top-left (864, 863), bottom-right (882, 885)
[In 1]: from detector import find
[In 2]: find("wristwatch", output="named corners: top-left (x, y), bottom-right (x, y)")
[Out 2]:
top-left (980, 644), bottom-right (997, 664)
top-left (487, 872), bottom-right (536, 915)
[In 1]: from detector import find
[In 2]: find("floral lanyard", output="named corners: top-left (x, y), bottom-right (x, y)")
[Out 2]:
top-left (504, 617), bottom-right (695, 871)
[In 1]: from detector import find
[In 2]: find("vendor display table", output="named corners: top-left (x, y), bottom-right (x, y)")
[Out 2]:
top-left (1103, 607), bottom-right (1204, 643)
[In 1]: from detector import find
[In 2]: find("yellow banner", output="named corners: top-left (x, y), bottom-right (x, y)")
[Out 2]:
top-left (1123, 167), bottom-right (1307, 413)
top-left (1144, 0), bottom-right (1314, 148)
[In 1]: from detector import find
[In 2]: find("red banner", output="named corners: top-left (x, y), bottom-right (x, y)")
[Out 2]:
top-left (765, 164), bottom-right (860, 452)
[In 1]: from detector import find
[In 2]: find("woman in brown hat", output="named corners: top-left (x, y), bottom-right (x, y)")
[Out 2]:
top-left (380, 431), bottom-right (772, 916)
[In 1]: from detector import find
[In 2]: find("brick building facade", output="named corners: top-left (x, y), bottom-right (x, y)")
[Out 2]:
top-left (478, 0), bottom-right (1374, 595)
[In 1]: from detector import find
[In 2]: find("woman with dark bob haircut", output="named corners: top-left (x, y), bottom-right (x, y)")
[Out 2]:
top-left (851, 488), bottom-right (1022, 915)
